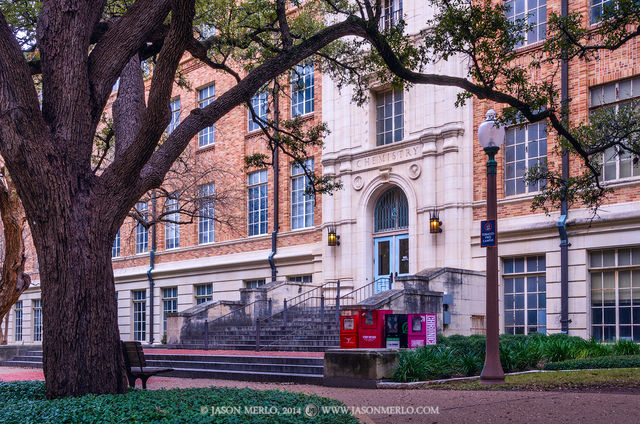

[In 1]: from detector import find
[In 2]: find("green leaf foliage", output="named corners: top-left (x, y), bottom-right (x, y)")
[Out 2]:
top-left (544, 355), bottom-right (640, 371)
top-left (0, 382), bottom-right (358, 424)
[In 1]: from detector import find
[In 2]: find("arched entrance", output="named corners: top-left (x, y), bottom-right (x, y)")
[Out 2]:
top-left (373, 186), bottom-right (409, 293)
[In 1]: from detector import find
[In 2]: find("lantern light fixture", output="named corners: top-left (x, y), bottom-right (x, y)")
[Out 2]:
top-left (429, 209), bottom-right (443, 234)
top-left (327, 224), bottom-right (340, 246)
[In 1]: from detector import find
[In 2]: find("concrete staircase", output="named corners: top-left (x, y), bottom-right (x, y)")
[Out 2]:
top-left (180, 307), bottom-right (340, 352)
top-left (0, 350), bottom-right (324, 384)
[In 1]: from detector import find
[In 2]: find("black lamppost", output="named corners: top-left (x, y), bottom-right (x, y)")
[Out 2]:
top-left (478, 109), bottom-right (506, 384)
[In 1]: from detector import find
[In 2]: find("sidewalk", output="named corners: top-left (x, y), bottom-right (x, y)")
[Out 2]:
top-left (1, 366), bottom-right (638, 423)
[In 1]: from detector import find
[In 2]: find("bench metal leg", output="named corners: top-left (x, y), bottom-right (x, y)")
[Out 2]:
top-left (127, 375), bottom-right (137, 388)
top-left (141, 376), bottom-right (149, 390)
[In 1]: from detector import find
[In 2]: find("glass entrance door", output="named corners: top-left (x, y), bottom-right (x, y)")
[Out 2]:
top-left (374, 234), bottom-right (409, 293)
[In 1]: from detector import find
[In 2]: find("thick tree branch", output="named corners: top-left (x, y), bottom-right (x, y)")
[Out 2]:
top-left (112, 54), bottom-right (146, 160)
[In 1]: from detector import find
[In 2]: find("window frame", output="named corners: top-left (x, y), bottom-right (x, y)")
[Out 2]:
top-left (198, 84), bottom-right (216, 148)
top-left (162, 287), bottom-right (178, 335)
top-left (112, 229), bottom-right (121, 258)
top-left (503, 255), bottom-right (547, 335)
top-left (33, 299), bottom-right (43, 342)
top-left (195, 283), bottom-right (213, 305)
top-left (198, 183), bottom-right (216, 245)
top-left (14, 300), bottom-right (23, 342)
top-left (248, 91), bottom-right (269, 132)
top-left (245, 279), bottom-right (266, 289)
top-left (164, 195), bottom-right (180, 250)
top-left (291, 158), bottom-right (315, 230)
top-left (166, 97), bottom-right (181, 135)
top-left (135, 201), bottom-right (149, 254)
top-left (291, 63), bottom-right (314, 118)
top-left (247, 170), bottom-right (268, 236)
top-left (504, 0), bottom-right (547, 47)
top-left (375, 89), bottom-right (404, 146)
top-left (504, 121), bottom-right (548, 197)
top-left (132, 290), bottom-right (147, 342)
top-left (589, 247), bottom-right (640, 342)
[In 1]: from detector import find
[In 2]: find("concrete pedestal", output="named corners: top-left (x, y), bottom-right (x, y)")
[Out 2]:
top-left (323, 348), bottom-right (398, 388)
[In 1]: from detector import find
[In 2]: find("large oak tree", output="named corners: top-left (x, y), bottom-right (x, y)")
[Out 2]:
top-left (0, 0), bottom-right (638, 397)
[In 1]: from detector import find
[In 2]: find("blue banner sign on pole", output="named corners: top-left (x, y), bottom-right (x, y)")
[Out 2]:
top-left (481, 220), bottom-right (496, 247)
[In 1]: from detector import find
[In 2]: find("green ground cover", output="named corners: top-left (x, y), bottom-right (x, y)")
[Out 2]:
top-left (0, 381), bottom-right (358, 424)
top-left (429, 368), bottom-right (640, 391)
top-left (393, 333), bottom-right (640, 382)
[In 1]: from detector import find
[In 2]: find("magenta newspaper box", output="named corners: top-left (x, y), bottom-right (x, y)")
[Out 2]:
top-left (407, 313), bottom-right (438, 348)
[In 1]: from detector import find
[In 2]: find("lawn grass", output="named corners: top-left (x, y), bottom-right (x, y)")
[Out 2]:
top-left (429, 368), bottom-right (640, 392)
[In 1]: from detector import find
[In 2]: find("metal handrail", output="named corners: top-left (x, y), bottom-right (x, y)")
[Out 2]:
top-left (256, 280), bottom-right (341, 324)
top-left (206, 298), bottom-right (264, 328)
top-left (340, 275), bottom-right (394, 307)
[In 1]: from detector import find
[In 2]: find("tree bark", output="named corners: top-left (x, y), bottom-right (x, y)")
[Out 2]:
top-left (32, 191), bottom-right (129, 398)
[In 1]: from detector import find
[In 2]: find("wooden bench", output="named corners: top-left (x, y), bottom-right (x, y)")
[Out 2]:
top-left (121, 341), bottom-right (173, 389)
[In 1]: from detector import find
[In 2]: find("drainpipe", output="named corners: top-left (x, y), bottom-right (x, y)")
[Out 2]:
top-left (147, 190), bottom-right (157, 344)
top-left (268, 82), bottom-right (280, 282)
top-left (559, 0), bottom-right (571, 334)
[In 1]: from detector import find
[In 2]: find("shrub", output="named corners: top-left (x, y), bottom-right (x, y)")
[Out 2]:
top-left (612, 340), bottom-right (640, 356)
top-left (0, 382), bottom-right (358, 424)
top-left (543, 355), bottom-right (640, 371)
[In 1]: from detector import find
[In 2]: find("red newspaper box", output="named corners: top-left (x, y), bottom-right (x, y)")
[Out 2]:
top-left (340, 314), bottom-right (359, 349)
top-left (407, 314), bottom-right (427, 348)
top-left (358, 309), bottom-right (392, 348)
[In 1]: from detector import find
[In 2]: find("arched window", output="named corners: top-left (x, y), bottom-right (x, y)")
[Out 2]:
top-left (374, 187), bottom-right (408, 233)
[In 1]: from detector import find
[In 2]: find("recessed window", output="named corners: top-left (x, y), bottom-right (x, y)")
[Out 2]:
top-left (195, 284), bottom-right (213, 304)
top-left (245, 279), bottom-right (266, 289)
top-left (198, 183), bottom-right (215, 245)
top-left (135, 201), bottom-right (149, 254)
top-left (590, 248), bottom-right (640, 342)
top-left (33, 299), bottom-right (42, 342)
top-left (162, 287), bottom-right (178, 335)
top-left (291, 159), bottom-right (314, 230)
top-left (165, 196), bottom-right (180, 249)
top-left (289, 275), bottom-right (313, 283)
top-left (504, 255), bottom-right (546, 335)
top-left (14, 301), bottom-right (23, 342)
top-left (291, 63), bottom-right (314, 117)
top-left (591, 0), bottom-right (614, 24)
top-left (590, 78), bottom-right (640, 181)
top-left (505, 0), bottom-right (547, 47)
top-left (380, 0), bottom-right (403, 31)
top-left (376, 89), bottom-right (403, 146)
top-left (112, 229), bottom-right (121, 258)
top-left (132, 290), bottom-right (146, 341)
top-left (166, 98), bottom-right (180, 135)
top-left (374, 187), bottom-right (408, 233)
top-left (198, 84), bottom-right (215, 147)
top-left (248, 170), bottom-right (268, 236)
top-left (248, 91), bottom-right (268, 132)
top-left (504, 122), bottom-right (547, 196)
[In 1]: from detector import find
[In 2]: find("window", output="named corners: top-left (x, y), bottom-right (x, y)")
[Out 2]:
top-left (291, 159), bottom-right (314, 229)
top-left (33, 299), bottom-right (42, 342)
top-left (380, 0), bottom-right (403, 31)
top-left (198, 84), bottom-right (216, 147)
top-left (505, 0), bottom-right (546, 47)
top-left (195, 284), bottom-right (213, 304)
top-left (291, 63), bottom-right (314, 117)
top-left (504, 122), bottom-right (547, 196)
top-left (162, 287), bottom-right (178, 335)
top-left (376, 89), bottom-right (403, 145)
top-left (289, 275), bottom-right (313, 283)
top-left (167, 98), bottom-right (180, 135)
top-left (374, 187), bottom-right (408, 233)
top-left (504, 255), bottom-right (546, 335)
top-left (245, 279), bottom-right (266, 289)
top-left (590, 248), bottom-right (640, 342)
top-left (248, 170), bottom-right (268, 236)
top-left (165, 196), bottom-right (180, 249)
top-left (198, 183), bottom-right (215, 244)
top-left (591, 0), bottom-right (614, 24)
top-left (248, 91), bottom-right (268, 132)
top-left (135, 201), bottom-right (149, 254)
top-left (590, 78), bottom-right (640, 181)
top-left (112, 78), bottom-right (120, 93)
top-left (132, 290), bottom-right (146, 341)
top-left (112, 229), bottom-right (120, 258)
top-left (14, 301), bottom-right (23, 342)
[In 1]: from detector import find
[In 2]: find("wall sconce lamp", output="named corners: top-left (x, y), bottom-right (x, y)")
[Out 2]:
top-left (327, 224), bottom-right (340, 246)
top-left (429, 210), bottom-right (443, 234)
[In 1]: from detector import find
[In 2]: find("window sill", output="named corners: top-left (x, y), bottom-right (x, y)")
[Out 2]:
top-left (291, 112), bottom-right (315, 122)
top-left (513, 40), bottom-right (545, 54)
top-left (196, 144), bottom-right (215, 154)
top-left (499, 191), bottom-right (540, 205)
top-left (600, 176), bottom-right (640, 189)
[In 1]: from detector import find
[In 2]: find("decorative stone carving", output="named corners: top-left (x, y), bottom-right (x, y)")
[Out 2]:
top-left (352, 175), bottom-right (364, 191)
top-left (379, 167), bottom-right (391, 183)
top-left (408, 163), bottom-right (421, 179)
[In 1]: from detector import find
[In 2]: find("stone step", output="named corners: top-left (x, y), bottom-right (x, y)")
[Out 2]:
top-left (0, 360), bottom-right (42, 368)
top-left (144, 354), bottom-right (323, 365)
top-left (147, 359), bottom-right (323, 375)
top-left (163, 367), bottom-right (323, 384)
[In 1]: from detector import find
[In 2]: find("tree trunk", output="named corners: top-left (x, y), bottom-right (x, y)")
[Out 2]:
top-left (33, 197), bottom-right (129, 398)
